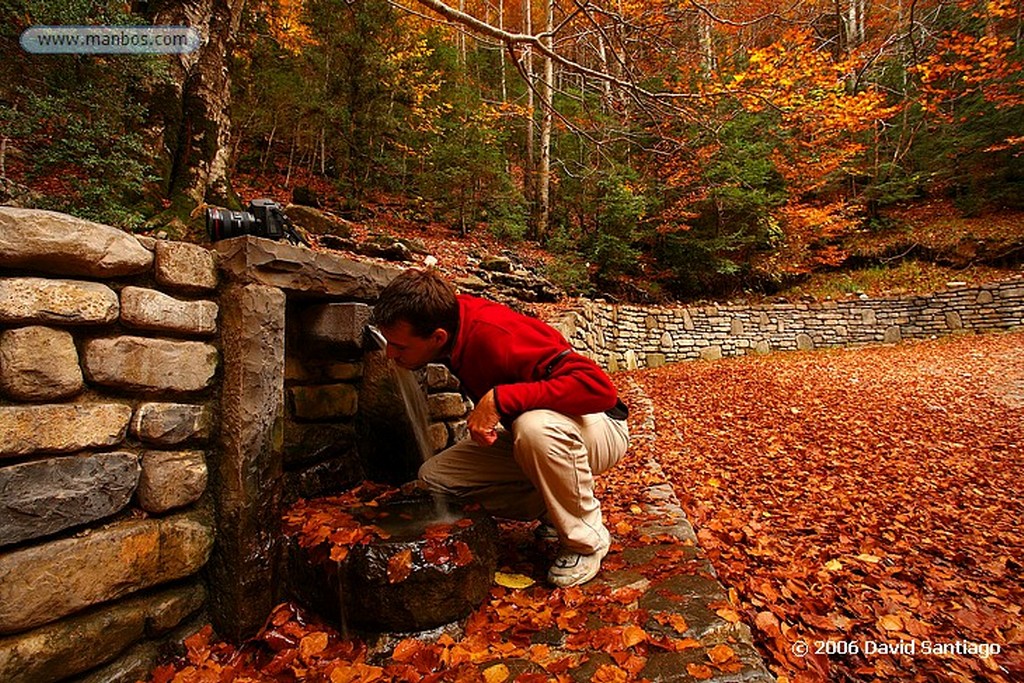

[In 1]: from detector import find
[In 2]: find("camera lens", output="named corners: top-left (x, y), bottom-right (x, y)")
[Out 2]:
top-left (206, 207), bottom-right (257, 241)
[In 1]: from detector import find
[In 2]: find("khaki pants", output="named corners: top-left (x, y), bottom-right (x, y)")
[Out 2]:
top-left (418, 409), bottom-right (629, 554)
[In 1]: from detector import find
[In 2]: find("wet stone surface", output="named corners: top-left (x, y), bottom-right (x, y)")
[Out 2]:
top-left (288, 493), bottom-right (498, 633)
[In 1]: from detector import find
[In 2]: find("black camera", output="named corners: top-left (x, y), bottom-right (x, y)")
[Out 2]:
top-left (206, 199), bottom-right (308, 246)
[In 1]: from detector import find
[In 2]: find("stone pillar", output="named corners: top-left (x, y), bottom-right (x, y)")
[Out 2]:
top-left (208, 283), bottom-right (286, 640)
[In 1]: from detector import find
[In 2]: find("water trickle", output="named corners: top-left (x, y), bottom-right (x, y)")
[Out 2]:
top-left (363, 324), bottom-right (436, 466)
top-left (393, 366), bottom-right (434, 465)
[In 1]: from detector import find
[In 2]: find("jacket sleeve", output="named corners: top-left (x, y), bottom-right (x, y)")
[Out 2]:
top-left (492, 349), bottom-right (619, 418)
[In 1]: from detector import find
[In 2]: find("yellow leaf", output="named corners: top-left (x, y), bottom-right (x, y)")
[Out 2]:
top-left (483, 663), bottom-right (510, 683)
top-left (687, 663), bottom-right (714, 679)
top-left (825, 559), bottom-right (843, 571)
top-left (878, 614), bottom-right (904, 631)
top-left (855, 553), bottom-right (882, 563)
top-left (494, 572), bottom-right (535, 589)
top-left (299, 631), bottom-right (329, 660)
top-left (708, 643), bottom-right (737, 664)
top-left (622, 624), bottom-right (648, 648)
top-left (716, 607), bottom-right (742, 623)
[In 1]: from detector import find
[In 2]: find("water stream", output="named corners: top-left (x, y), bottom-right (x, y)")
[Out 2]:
top-left (393, 366), bottom-right (435, 465)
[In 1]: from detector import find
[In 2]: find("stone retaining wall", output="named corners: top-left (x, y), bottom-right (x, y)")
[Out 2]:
top-left (548, 278), bottom-right (1024, 370)
top-left (0, 209), bottom-right (470, 682)
top-left (0, 208), bottom-right (217, 683)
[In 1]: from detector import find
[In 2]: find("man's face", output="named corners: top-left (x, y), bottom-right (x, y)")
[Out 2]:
top-left (377, 320), bottom-right (449, 370)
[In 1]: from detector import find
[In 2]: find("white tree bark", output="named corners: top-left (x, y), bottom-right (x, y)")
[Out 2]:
top-left (538, 0), bottom-right (554, 240)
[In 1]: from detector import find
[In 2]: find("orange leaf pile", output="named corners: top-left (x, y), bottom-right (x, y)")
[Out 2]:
top-left (626, 331), bottom-right (1024, 681)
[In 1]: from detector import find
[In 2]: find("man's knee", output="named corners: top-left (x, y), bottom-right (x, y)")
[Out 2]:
top-left (512, 410), bottom-right (581, 463)
top-left (418, 455), bottom-right (450, 493)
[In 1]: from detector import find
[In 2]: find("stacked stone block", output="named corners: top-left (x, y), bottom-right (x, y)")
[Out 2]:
top-left (421, 362), bottom-right (471, 452)
top-left (0, 208), bottom-right (215, 682)
top-left (283, 301), bottom-right (367, 499)
top-left (549, 278), bottom-right (1024, 370)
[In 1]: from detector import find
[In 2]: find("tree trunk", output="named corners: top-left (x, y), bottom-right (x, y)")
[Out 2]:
top-left (145, 0), bottom-right (244, 214)
top-left (523, 0), bottom-right (537, 237)
top-left (499, 0), bottom-right (507, 102)
top-left (844, 0), bottom-right (866, 49)
top-left (699, 11), bottom-right (715, 75)
top-left (537, 0), bottom-right (554, 241)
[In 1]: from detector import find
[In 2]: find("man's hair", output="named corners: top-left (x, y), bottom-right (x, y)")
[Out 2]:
top-left (373, 268), bottom-right (459, 339)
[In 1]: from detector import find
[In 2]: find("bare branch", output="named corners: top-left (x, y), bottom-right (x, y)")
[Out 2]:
top-left (410, 0), bottom-right (703, 107)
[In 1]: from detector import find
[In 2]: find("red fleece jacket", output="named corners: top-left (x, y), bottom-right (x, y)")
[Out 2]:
top-left (447, 295), bottom-right (618, 418)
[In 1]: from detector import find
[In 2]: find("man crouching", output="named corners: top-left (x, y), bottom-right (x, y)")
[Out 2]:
top-left (372, 268), bottom-right (630, 587)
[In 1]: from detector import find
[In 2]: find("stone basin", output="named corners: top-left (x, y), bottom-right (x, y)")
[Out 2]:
top-left (287, 492), bottom-right (498, 632)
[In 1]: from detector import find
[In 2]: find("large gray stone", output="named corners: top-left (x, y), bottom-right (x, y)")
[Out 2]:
top-left (0, 326), bottom-right (83, 400)
top-left (82, 336), bottom-right (218, 393)
top-left (209, 283), bottom-right (286, 641)
top-left (289, 383), bottom-right (359, 420)
top-left (0, 207), bottom-right (152, 277)
top-left (699, 345), bottom-right (723, 361)
top-left (287, 494), bottom-right (498, 632)
top-left (0, 510), bottom-right (213, 634)
top-left (137, 450), bottom-right (208, 514)
top-left (214, 235), bottom-right (400, 299)
top-left (283, 422), bottom-right (358, 466)
top-left (0, 403), bottom-right (132, 458)
top-left (795, 333), bottom-right (815, 351)
top-left (428, 392), bottom-right (468, 419)
top-left (301, 302), bottom-right (373, 352)
top-left (120, 286), bottom-right (218, 335)
top-left (0, 277), bottom-right (118, 325)
top-left (284, 204), bottom-right (353, 236)
top-left (283, 454), bottom-right (363, 501)
top-left (0, 452), bottom-right (140, 547)
top-left (0, 583), bottom-right (205, 683)
top-left (131, 402), bottom-right (213, 446)
top-left (424, 363), bottom-right (460, 390)
top-left (154, 240), bottom-right (218, 293)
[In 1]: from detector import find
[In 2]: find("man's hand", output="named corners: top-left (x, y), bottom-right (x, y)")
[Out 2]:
top-left (467, 389), bottom-right (501, 446)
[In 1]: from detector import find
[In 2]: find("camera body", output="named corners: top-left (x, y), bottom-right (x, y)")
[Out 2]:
top-left (206, 199), bottom-right (306, 245)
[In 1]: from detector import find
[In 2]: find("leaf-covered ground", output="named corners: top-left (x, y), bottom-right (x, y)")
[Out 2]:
top-left (144, 331), bottom-right (1021, 683)
top-left (625, 330), bottom-right (1024, 682)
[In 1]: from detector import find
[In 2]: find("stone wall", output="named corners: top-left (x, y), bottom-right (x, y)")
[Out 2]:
top-left (0, 210), bottom-right (472, 682)
top-left (0, 208), bottom-right (216, 682)
top-left (548, 278), bottom-right (1024, 370)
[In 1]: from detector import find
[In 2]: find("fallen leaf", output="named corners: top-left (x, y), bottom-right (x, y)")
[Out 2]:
top-left (299, 631), bottom-right (329, 661)
top-left (855, 553), bottom-right (882, 564)
top-left (716, 607), bottom-right (742, 623)
top-left (708, 643), bottom-right (737, 664)
top-left (877, 614), bottom-right (904, 631)
top-left (483, 663), bottom-right (510, 683)
top-left (494, 572), bottom-right (535, 589)
top-left (387, 549), bottom-right (413, 583)
top-left (687, 663), bottom-right (714, 679)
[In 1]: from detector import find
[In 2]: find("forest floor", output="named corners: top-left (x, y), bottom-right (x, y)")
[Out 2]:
top-left (626, 329), bottom-right (1023, 682)
top-left (321, 195), bottom-right (1023, 305)
top-left (147, 331), bottom-right (1022, 683)
top-left (231, 170), bottom-right (1024, 305)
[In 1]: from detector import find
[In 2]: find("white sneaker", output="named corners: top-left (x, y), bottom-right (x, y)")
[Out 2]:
top-left (547, 526), bottom-right (611, 587)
